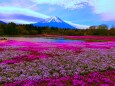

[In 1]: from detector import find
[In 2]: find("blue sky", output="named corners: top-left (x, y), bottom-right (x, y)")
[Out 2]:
top-left (0, 0), bottom-right (115, 27)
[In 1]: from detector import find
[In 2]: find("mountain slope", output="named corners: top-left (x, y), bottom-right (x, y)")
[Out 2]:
top-left (33, 16), bottom-right (76, 29)
top-left (0, 21), bottom-right (6, 24)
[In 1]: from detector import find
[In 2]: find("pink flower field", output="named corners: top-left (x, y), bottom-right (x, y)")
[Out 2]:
top-left (0, 36), bottom-right (115, 86)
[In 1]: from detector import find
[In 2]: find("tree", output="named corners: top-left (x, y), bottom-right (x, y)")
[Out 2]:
top-left (30, 30), bottom-right (38, 35)
top-left (95, 24), bottom-right (108, 35)
top-left (4, 22), bottom-right (19, 35)
top-left (42, 26), bottom-right (51, 34)
top-left (109, 27), bottom-right (115, 36)
top-left (0, 23), bottom-right (6, 35)
top-left (16, 25), bottom-right (28, 35)
top-left (88, 26), bottom-right (97, 35)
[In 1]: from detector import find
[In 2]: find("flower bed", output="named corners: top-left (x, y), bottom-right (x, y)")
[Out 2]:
top-left (4, 70), bottom-right (115, 86)
top-left (0, 36), bottom-right (115, 86)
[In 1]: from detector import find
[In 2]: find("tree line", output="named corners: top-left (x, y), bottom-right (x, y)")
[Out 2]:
top-left (0, 22), bottom-right (115, 36)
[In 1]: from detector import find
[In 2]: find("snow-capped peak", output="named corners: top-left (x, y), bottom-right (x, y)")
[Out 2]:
top-left (45, 16), bottom-right (63, 23)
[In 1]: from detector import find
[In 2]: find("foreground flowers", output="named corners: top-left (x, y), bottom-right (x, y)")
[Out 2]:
top-left (0, 36), bottom-right (115, 86)
top-left (4, 70), bottom-right (115, 86)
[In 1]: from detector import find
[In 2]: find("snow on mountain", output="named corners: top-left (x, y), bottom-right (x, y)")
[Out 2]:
top-left (46, 16), bottom-right (63, 23)
top-left (33, 16), bottom-right (76, 29)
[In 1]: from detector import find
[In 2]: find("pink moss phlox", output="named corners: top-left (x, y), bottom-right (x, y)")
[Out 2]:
top-left (4, 70), bottom-right (115, 86)
top-left (65, 36), bottom-right (115, 42)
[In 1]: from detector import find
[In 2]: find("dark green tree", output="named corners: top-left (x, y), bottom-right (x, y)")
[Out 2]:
top-left (4, 22), bottom-right (19, 35)
top-left (0, 23), bottom-right (6, 35)
top-left (109, 27), bottom-right (115, 36)
top-left (95, 24), bottom-right (108, 35)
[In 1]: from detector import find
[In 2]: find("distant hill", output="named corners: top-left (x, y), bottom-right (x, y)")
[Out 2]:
top-left (33, 16), bottom-right (76, 29)
top-left (0, 21), bottom-right (6, 24)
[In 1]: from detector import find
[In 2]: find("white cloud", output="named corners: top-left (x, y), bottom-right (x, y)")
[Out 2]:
top-left (0, 0), bottom-right (34, 8)
top-left (0, 6), bottom-right (49, 19)
top-left (31, 0), bottom-right (88, 9)
top-left (1, 19), bottom-right (36, 24)
top-left (89, 0), bottom-right (115, 21)
top-left (31, 0), bottom-right (115, 21)
top-left (0, 0), bottom-right (49, 23)
top-left (65, 21), bottom-right (89, 29)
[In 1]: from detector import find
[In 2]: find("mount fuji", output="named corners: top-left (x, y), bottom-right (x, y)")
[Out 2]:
top-left (33, 16), bottom-right (76, 29)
